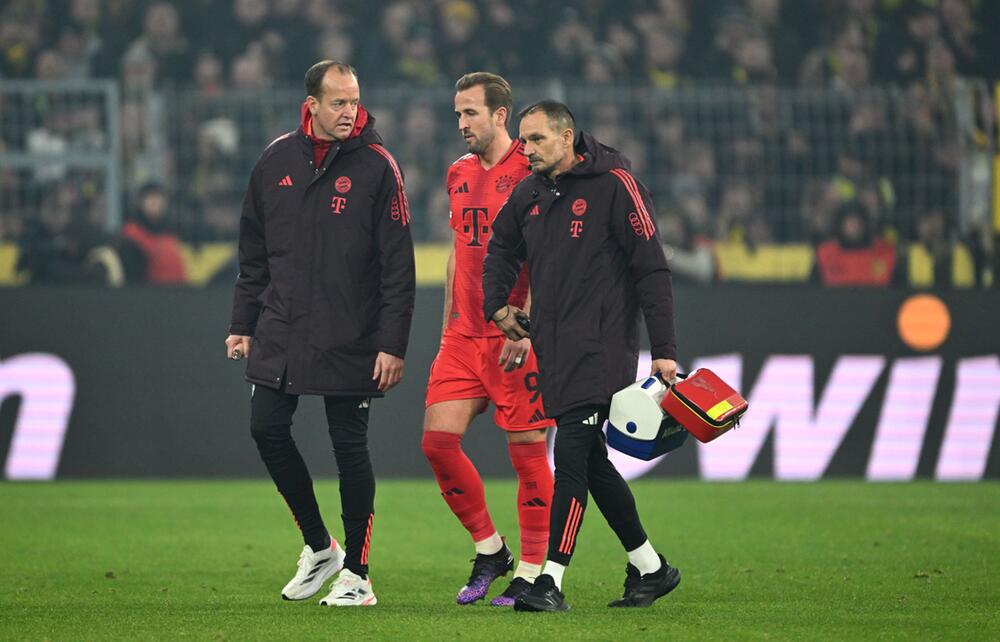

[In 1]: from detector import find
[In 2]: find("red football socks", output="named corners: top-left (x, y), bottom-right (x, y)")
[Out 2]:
top-left (421, 431), bottom-right (496, 542)
top-left (508, 440), bottom-right (554, 565)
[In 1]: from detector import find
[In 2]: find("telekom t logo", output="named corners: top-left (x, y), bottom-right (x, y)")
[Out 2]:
top-left (330, 196), bottom-right (348, 214)
top-left (570, 220), bottom-right (583, 238)
top-left (462, 207), bottom-right (489, 246)
top-left (0, 353), bottom-right (75, 480)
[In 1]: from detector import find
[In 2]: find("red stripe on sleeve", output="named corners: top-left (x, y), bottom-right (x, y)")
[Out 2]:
top-left (611, 169), bottom-right (656, 240)
top-left (369, 144), bottom-right (411, 226)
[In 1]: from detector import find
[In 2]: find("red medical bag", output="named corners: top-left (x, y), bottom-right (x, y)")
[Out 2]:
top-left (660, 369), bottom-right (748, 443)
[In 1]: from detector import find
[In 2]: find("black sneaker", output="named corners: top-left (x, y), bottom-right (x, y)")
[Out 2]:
top-left (489, 576), bottom-right (533, 606)
top-left (455, 543), bottom-right (514, 604)
top-left (513, 574), bottom-right (570, 612)
top-left (608, 555), bottom-right (680, 607)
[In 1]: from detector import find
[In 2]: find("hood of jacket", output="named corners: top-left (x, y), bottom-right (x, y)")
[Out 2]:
top-left (565, 130), bottom-right (632, 177)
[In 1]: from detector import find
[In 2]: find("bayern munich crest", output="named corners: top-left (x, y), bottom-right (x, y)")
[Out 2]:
top-left (572, 198), bottom-right (587, 216)
top-left (495, 175), bottom-right (514, 193)
top-left (335, 176), bottom-right (352, 193)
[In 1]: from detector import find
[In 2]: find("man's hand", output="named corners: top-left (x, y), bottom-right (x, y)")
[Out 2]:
top-left (373, 352), bottom-right (404, 392)
top-left (498, 337), bottom-right (531, 372)
top-left (492, 305), bottom-right (529, 341)
top-left (651, 358), bottom-right (678, 384)
top-left (226, 334), bottom-right (250, 360)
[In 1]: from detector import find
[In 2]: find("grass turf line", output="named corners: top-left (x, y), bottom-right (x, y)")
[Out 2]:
top-left (1, 480), bottom-right (998, 641)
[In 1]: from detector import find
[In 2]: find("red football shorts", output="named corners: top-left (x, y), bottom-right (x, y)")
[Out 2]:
top-left (425, 331), bottom-right (554, 432)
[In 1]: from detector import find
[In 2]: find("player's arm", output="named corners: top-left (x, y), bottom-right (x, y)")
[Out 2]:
top-left (609, 171), bottom-right (677, 381)
top-left (372, 159), bottom-right (416, 391)
top-left (442, 234), bottom-right (456, 338)
top-left (483, 195), bottom-right (528, 341)
top-left (227, 164), bottom-right (268, 359)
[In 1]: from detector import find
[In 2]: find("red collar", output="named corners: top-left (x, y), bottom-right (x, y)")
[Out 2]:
top-left (300, 101), bottom-right (369, 144)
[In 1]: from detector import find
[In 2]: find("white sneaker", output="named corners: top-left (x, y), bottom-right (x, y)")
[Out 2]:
top-left (281, 541), bottom-right (345, 601)
top-left (319, 569), bottom-right (378, 607)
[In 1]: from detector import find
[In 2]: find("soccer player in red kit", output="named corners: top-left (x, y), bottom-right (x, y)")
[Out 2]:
top-left (422, 72), bottom-right (555, 606)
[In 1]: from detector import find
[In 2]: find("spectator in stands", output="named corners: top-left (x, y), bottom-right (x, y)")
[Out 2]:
top-left (699, 5), bottom-right (753, 81)
top-left (123, 2), bottom-right (194, 86)
top-left (643, 29), bottom-right (685, 88)
top-left (939, 0), bottom-right (985, 77)
top-left (437, 0), bottom-right (484, 80)
top-left (0, 4), bottom-right (43, 77)
top-left (16, 182), bottom-right (122, 285)
top-left (715, 181), bottom-right (758, 241)
top-left (731, 26), bottom-right (777, 85)
top-left (118, 183), bottom-right (187, 285)
top-left (193, 50), bottom-right (225, 98)
top-left (815, 200), bottom-right (895, 286)
top-left (898, 208), bottom-right (975, 288)
top-left (659, 210), bottom-right (714, 285)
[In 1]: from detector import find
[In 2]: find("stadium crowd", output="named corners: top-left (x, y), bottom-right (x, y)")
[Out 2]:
top-left (1, 0), bottom-right (997, 287)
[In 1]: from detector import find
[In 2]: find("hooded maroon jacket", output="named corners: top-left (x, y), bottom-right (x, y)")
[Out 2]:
top-left (483, 132), bottom-right (676, 418)
top-left (229, 105), bottom-right (415, 396)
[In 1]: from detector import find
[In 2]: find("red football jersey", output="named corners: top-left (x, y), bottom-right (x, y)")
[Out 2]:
top-left (447, 139), bottom-right (530, 337)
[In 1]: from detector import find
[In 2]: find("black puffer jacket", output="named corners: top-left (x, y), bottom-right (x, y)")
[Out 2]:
top-left (483, 132), bottom-right (676, 417)
top-left (229, 106), bottom-right (415, 396)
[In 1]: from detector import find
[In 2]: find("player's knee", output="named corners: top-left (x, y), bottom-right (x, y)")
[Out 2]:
top-left (421, 430), bottom-right (461, 462)
top-left (507, 428), bottom-right (547, 445)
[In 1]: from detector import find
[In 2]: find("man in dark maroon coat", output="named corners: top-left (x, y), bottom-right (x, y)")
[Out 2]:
top-left (226, 60), bottom-right (414, 607)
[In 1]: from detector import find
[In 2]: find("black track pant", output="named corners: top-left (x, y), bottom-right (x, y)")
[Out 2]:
top-left (546, 405), bottom-right (647, 566)
top-left (250, 383), bottom-right (375, 576)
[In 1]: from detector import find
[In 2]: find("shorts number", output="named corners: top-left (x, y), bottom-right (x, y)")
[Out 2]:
top-left (523, 371), bottom-right (540, 403)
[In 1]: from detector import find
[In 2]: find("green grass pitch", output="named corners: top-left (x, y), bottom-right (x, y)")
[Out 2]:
top-left (1, 480), bottom-right (998, 641)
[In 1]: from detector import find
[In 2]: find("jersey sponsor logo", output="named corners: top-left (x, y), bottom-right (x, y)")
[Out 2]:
top-left (570, 220), bottom-right (584, 238)
top-left (390, 196), bottom-right (402, 220)
top-left (452, 182), bottom-right (470, 194)
top-left (571, 198), bottom-right (587, 216)
top-left (495, 174), bottom-right (515, 193)
top-left (461, 207), bottom-right (490, 246)
top-left (335, 176), bottom-right (352, 193)
top-left (331, 195), bottom-right (348, 215)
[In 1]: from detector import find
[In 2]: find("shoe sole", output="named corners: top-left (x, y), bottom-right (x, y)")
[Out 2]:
top-left (513, 601), bottom-right (570, 612)
top-left (281, 551), bottom-right (346, 601)
top-left (320, 595), bottom-right (377, 607)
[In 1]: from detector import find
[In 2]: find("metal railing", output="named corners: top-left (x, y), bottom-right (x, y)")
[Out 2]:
top-left (0, 80), bottom-right (121, 236)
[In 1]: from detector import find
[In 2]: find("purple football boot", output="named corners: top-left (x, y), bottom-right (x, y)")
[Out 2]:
top-left (455, 542), bottom-right (514, 604)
